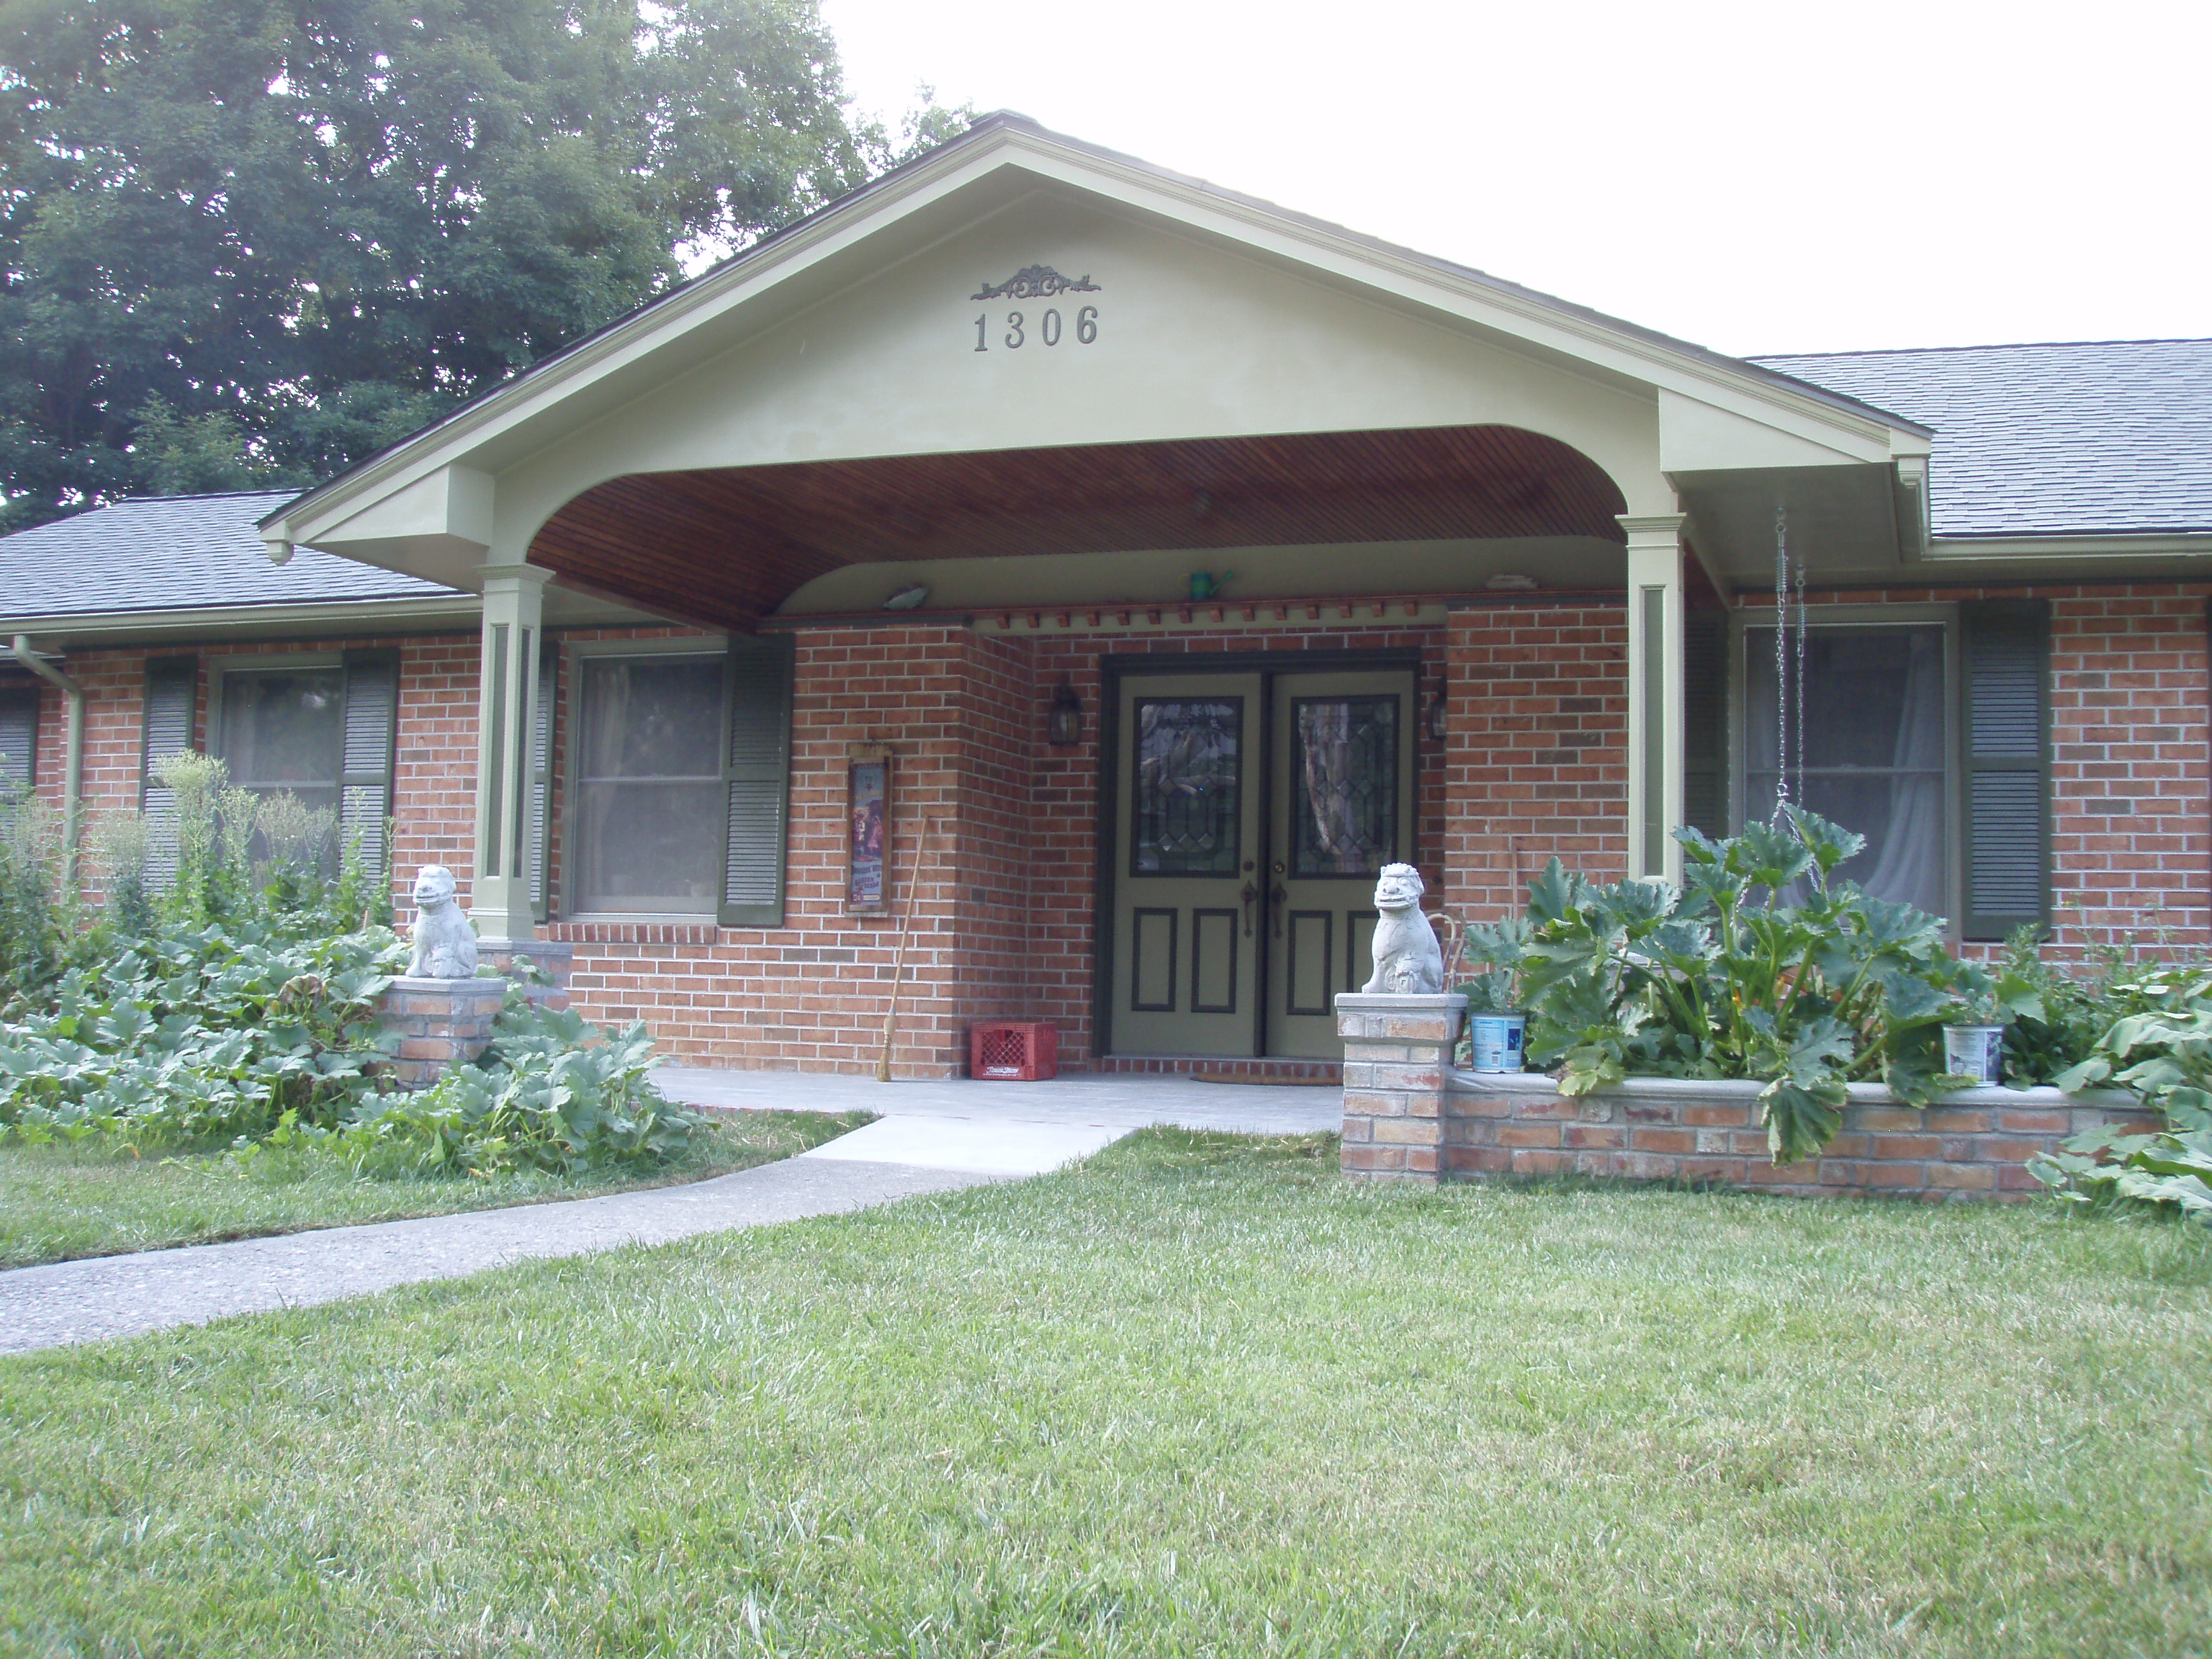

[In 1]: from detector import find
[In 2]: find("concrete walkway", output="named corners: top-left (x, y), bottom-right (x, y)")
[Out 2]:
top-left (655, 1066), bottom-right (1342, 1138)
top-left (0, 1071), bottom-right (1337, 1357)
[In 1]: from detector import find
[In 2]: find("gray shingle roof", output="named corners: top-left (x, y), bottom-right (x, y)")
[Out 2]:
top-left (0, 491), bottom-right (462, 621)
top-left (1751, 339), bottom-right (2212, 540)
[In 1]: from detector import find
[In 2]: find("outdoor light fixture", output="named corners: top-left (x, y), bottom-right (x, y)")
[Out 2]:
top-left (882, 583), bottom-right (930, 611)
top-left (1426, 687), bottom-right (1448, 743)
top-left (1047, 683), bottom-right (1084, 747)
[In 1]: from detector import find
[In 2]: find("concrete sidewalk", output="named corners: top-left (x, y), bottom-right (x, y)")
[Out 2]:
top-left (656, 1066), bottom-right (1342, 1136)
top-left (0, 1071), bottom-right (1338, 1357)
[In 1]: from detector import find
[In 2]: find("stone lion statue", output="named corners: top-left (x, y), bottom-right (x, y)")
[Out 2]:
top-left (406, 865), bottom-right (479, 979)
top-left (1362, 863), bottom-right (1443, 994)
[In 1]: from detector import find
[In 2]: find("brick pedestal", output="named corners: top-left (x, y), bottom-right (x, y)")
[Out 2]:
top-left (477, 938), bottom-right (575, 1012)
top-left (1334, 991), bottom-right (1467, 1182)
top-left (381, 975), bottom-right (509, 1089)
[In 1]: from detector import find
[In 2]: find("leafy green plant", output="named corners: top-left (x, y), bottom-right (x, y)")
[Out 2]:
top-left (1453, 914), bottom-right (1532, 1017)
top-left (357, 992), bottom-right (706, 1174)
top-left (0, 791), bottom-right (67, 1000)
top-left (1497, 808), bottom-right (2040, 1164)
top-left (0, 919), bottom-right (404, 1146)
top-left (2029, 1094), bottom-right (2212, 1226)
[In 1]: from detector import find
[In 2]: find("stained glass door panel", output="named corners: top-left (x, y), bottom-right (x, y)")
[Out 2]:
top-left (1267, 670), bottom-right (1417, 1058)
top-left (1112, 675), bottom-right (1263, 1055)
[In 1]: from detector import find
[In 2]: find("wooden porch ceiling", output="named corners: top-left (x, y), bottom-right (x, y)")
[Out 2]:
top-left (526, 423), bottom-right (1629, 631)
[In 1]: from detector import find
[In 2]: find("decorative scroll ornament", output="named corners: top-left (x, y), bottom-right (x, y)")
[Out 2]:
top-left (971, 264), bottom-right (1101, 301)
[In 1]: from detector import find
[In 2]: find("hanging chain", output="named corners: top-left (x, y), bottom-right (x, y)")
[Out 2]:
top-left (1772, 506), bottom-right (1790, 824)
top-left (1794, 555), bottom-right (1807, 819)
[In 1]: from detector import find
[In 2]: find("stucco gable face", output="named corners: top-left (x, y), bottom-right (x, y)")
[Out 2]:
top-left (482, 189), bottom-right (1675, 556)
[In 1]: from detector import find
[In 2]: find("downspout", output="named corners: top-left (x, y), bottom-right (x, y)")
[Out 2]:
top-left (10, 636), bottom-right (84, 889)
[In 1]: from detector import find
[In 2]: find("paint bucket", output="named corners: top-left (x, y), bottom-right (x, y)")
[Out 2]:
top-left (1943, 1025), bottom-right (2005, 1084)
top-left (1467, 1012), bottom-right (1528, 1074)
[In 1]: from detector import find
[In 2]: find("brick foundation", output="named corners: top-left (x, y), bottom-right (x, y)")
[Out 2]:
top-left (379, 975), bottom-right (508, 1089)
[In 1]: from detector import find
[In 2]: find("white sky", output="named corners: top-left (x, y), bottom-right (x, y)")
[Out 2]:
top-left (819, 0), bottom-right (2211, 358)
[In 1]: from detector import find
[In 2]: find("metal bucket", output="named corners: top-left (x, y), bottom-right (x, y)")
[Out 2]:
top-left (1467, 1012), bottom-right (1529, 1074)
top-left (1943, 1024), bottom-right (2005, 1084)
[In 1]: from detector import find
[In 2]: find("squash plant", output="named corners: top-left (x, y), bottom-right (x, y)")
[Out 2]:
top-left (1512, 806), bottom-right (2040, 1164)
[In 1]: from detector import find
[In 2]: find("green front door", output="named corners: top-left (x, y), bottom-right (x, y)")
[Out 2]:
top-left (1107, 663), bottom-right (1416, 1060)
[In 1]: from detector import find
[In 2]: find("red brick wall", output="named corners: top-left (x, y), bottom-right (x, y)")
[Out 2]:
top-left (19, 577), bottom-right (2206, 1075)
top-left (1797, 583), bottom-right (2212, 956)
top-left (1442, 601), bottom-right (1630, 921)
top-left (541, 625), bottom-right (1038, 1075)
top-left (21, 634), bottom-right (477, 913)
top-left (1023, 617), bottom-right (1449, 1065)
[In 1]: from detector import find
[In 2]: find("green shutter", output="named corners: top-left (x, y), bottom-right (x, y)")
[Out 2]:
top-left (140, 657), bottom-right (197, 889)
top-left (1960, 600), bottom-right (2051, 940)
top-left (1681, 611), bottom-right (1727, 839)
top-left (528, 642), bottom-right (555, 922)
top-left (339, 649), bottom-right (400, 891)
top-left (718, 635), bottom-right (793, 927)
top-left (0, 684), bottom-right (37, 798)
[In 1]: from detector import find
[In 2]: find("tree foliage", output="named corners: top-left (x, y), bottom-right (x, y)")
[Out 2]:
top-left (0, 0), bottom-right (958, 526)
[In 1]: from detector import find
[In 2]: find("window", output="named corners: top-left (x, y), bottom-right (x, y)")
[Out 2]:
top-left (1735, 602), bottom-right (2051, 939)
top-left (565, 637), bottom-right (791, 923)
top-left (222, 667), bottom-right (346, 816)
top-left (212, 652), bottom-right (399, 876)
top-left (1745, 624), bottom-right (1947, 917)
top-left (574, 653), bottom-right (727, 913)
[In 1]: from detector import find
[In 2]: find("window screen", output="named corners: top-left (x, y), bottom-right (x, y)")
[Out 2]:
top-left (221, 667), bottom-right (346, 814)
top-left (574, 654), bottom-right (726, 913)
top-left (1745, 625), bottom-right (1946, 916)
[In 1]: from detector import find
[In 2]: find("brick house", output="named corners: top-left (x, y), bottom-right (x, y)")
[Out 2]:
top-left (4, 113), bottom-right (2208, 1079)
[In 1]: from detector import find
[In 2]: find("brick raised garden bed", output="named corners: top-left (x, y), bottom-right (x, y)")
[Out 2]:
top-left (1336, 992), bottom-right (2151, 1199)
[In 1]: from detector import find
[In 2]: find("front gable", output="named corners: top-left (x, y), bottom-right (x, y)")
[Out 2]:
top-left (269, 114), bottom-right (1928, 597)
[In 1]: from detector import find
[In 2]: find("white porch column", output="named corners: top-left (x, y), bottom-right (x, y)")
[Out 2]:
top-left (1620, 514), bottom-right (1687, 886)
top-left (469, 564), bottom-right (550, 944)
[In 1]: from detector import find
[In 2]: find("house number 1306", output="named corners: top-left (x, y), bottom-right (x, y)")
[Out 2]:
top-left (974, 306), bottom-right (1098, 350)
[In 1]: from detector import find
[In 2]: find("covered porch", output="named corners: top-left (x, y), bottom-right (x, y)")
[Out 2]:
top-left (258, 113), bottom-right (1938, 1074)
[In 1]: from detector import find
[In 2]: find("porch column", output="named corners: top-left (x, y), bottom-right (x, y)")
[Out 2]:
top-left (1620, 514), bottom-right (1686, 886)
top-left (468, 563), bottom-right (549, 944)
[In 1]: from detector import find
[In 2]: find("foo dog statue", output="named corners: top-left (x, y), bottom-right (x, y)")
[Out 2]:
top-left (1361, 863), bottom-right (1444, 994)
top-left (406, 865), bottom-right (479, 979)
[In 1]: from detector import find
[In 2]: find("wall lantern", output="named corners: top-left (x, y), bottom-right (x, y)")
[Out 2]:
top-left (1047, 683), bottom-right (1084, 747)
top-left (1426, 687), bottom-right (1448, 743)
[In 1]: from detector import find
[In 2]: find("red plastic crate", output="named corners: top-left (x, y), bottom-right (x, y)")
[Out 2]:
top-left (970, 1021), bottom-right (1058, 1081)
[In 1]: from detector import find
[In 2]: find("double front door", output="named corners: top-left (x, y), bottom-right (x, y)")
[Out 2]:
top-left (1109, 665), bottom-right (1417, 1060)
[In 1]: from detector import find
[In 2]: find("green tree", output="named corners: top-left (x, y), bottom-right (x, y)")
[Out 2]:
top-left (0, 0), bottom-right (957, 528)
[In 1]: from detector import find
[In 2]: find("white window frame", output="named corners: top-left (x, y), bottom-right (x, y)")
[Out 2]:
top-left (559, 635), bottom-right (731, 923)
top-left (1728, 602), bottom-right (1963, 933)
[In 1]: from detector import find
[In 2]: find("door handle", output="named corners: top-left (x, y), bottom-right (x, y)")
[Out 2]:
top-left (1239, 882), bottom-right (1258, 938)
top-left (1269, 883), bottom-right (1287, 939)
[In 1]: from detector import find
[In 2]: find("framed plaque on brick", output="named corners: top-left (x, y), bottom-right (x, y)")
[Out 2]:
top-left (846, 742), bottom-right (893, 912)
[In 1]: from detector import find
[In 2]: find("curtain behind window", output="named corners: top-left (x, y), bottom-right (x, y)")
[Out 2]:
top-left (1747, 626), bottom-right (1944, 915)
top-left (575, 655), bottom-right (724, 913)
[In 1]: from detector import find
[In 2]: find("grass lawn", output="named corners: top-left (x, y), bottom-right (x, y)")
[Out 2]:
top-left (3, 1130), bottom-right (2208, 1657)
top-left (0, 1110), bottom-right (871, 1269)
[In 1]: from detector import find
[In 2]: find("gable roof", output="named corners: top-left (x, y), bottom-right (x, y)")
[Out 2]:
top-left (1753, 340), bottom-right (2212, 539)
top-left (0, 491), bottom-right (463, 625)
top-left (264, 111), bottom-right (1928, 547)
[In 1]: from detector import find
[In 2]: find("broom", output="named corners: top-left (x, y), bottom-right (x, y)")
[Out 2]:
top-left (877, 817), bottom-right (948, 1083)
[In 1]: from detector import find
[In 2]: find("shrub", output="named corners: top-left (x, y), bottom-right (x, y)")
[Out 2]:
top-left (0, 920), bottom-right (403, 1146)
top-left (1495, 808), bottom-right (2039, 1164)
top-left (354, 990), bottom-right (707, 1174)
top-left (2030, 1095), bottom-right (2212, 1228)
top-left (0, 791), bottom-right (67, 1000)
